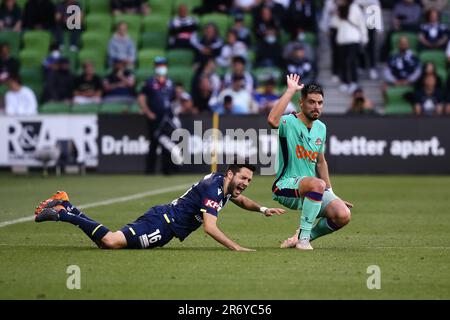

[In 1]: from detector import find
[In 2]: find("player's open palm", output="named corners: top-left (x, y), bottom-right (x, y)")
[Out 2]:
top-left (286, 74), bottom-right (304, 92)
top-left (264, 208), bottom-right (286, 217)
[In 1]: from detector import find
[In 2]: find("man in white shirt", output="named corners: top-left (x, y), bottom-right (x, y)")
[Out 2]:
top-left (4, 74), bottom-right (38, 116)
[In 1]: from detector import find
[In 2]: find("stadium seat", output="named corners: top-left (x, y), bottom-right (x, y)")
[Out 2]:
top-left (19, 67), bottom-right (43, 87)
top-left (200, 14), bottom-right (231, 36)
top-left (87, 0), bottom-right (110, 14)
top-left (84, 14), bottom-right (112, 34)
top-left (78, 49), bottom-right (106, 74)
top-left (16, 0), bottom-right (27, 8)
top-left (39, 102), bottom-right (72, 114)
top-left (135, 68), bottom-right (153, 86)
top-left (253, 67), bottom-right (282, 83)
top-left (19, 49), bottom-right (47, 68)
top-left (138, 48), bottom-right (166, 69)
top-left (129, 103), bottom-right (141, 114)
top-left (167, 49), bottom-right (194, 67)
top-left (23, 30), bottom-right (52, 52)
top-left (168, 65), bottom-right (194, 89)
top-left (150, 0), bottom-right (174, 17)
top-left (140, 31), bottom-right (167, 49)
top-left (419, 50), bottom-right (447, 70)
top-left (173, 0), bottom-right (201, 11)
top-left (0, 31), bottom-right (21, 57)
top-left (390, 32), bottom-right (418, 53)
top-left (114, 14), bottom-right (142, 34)
top-left (99, 103), bottom-right (130, 113)
top-left (142, 15), bottom-right (170, 33)
top-left (303, 32), bottom-right (316, 47)
top-left (27, 83), bottom-right (43, 102)
top-left (385, 86), bottom-right (414, 115)
top-left (71, 103), bottom-right (99, 113)
top-left (81, 32), bottom-right (109, 53)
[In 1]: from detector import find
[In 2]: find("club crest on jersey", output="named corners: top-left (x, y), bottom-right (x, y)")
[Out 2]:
top-left (315, 138), bottom-right (323, 146)
top-left (204, 199), bottom-right (220, 210)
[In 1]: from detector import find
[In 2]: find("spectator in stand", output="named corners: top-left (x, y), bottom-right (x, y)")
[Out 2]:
top-left (0, 43), bottom-right (19, 84)
top-left (193, 0), bottom-right (233, 15)
top-left (223, 55), bottom-right (254, 93)
top-left (285, 43), bottom-right (315, 84)
top-left (102, 58), bottom-right (136, 105)
top-left (42, 57), bottom-right (74, 103)
top-left (414, 73), bottom-right (444, 115)
top-left (285, 0), bottom-right (317, 38)
top-left (212, 74), bottom-right (257, 114)
top-left (418, 9), bottom-right (449, 51)
top-left (0, 0), bottom-right (22, 32)
top-left (346, 87), bottom-right (376, 115)
top-left (392, 0), bottom-right (422, 32)
top-left (216, 29), bottom-right (248, 68)
top-left (192, 58), bottom-right (221, 100)
top-left (4, 74), bottom-right (37, 115)
top-left (193, 75), bottom-right (214, 113)
top-left (54, 0), bottom-right (83, 51)
top-left (168, 3), bottom-right (199, 49)
top-left (252, 0), bottom-right (285, 28)
top-left (111, 0), bottom-right (149, 16)
top-left (421, 0), bottom-right (448, 11)
top-left (108, 21), bottom-right (136, 69)
top-left (190, 22), bottom-right (224, 65)
top-left (42, 43), bottom-right (63, 76)
top-left (22, 0), bottom-right (55, 30)
top-left (177, 92), bottom-right (198, 115)
top-left (231, 12), bottom-right (252, 46)
top-left (320, 0), bottom-right (340, 83)
top-left (73, 61), bottom-right (103, 105)
top-left (414, 61), bottom-right (443, 92)
top-left (384, 36), bottom-right (421, 87)
top-left (336, 0), bottom-right (368, 93)
top-left (282, 29), bottom-right (315, 63)
top-left (253, 77), bottom-right (279, 114)
top-left (254, 6), bottom-right (282, 67)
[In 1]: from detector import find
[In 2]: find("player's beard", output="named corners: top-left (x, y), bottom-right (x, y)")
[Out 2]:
top-left (305, 110), bottom-right (320, 121)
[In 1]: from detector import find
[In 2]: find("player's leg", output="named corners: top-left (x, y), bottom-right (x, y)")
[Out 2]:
top-left (296, 177), bottom-right (326, 249)
top-left (310, 192), bottom-right (351, 241)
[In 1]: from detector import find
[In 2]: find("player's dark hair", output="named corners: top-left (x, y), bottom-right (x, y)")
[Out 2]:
top-left (226, 163), bottom-right (256, 175)
top-left (301, 83), bottom-right (324, 100)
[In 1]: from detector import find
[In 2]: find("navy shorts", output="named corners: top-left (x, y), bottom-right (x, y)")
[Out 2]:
top-left (120, 205), bottom-right (175, 249)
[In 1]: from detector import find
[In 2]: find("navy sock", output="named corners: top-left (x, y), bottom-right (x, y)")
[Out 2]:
top-left (59, 209), bottom-right (109, 243)
top-left (61, 201), bottom-right (94, 221)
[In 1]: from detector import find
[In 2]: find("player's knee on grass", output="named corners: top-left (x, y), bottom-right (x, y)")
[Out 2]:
top-left (101, 231), bottom-right (127, 249)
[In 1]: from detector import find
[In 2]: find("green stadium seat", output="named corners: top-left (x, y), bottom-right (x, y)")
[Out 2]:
top-left (39, 102), bottom-right (72, 114)
top-left (23, 30), bottom-right (52, 52)
top-left (16, 0), bottom-right (27, 9)
top-left (140, 31), bottom-right (167, 49)
top-left (114, 14), bottom-right (142, 34)
top-left (81, 32), bottom-right (109, 53)
top-left (0, 31), bottom-right (21, 57)
top-left (253, 67), bottom-right (282, 83)
top-left (19, 67), bottom-right (43, 87)
top-left (78, 49), bottom-right (106, 74)
top-left (390, 32), bottom-right (418, 53)
top-left (150, 0), bottom-right (174, 17)
top-left (71, 103), bottom-right (100, 113)
top-left (87, 0), bottom-right (110, 13)
top-left (135, 68), bottom-right (153, 86)
top-left (19, 49), bottom-right (46, 68)
top-left (385, 86), bottom-right (414, 115)
top-left (168, 65), bottom-right (194, 89)
top-left (303, 32), bottom-right (316, 47)
top-left (142, 15), bottom-right (170, 33)
top-left (200, 14), bottom-right (231, 36)
top-left (99, 103), bottom-right (130, 113)
top-left (27, 83), bottom-right (43, 102)
top-left (138, 48), bottom-right (166, 69)
top-left (173, 0), bottom-right (201, 11)
top-left (419, 50), bottom-right (447, 70)
top-left (129, 103), bottom-right (141, 114)
top-left (167, 49), bottom-right (194, 67)
top-left (84, 14), bottom-right (112, 34)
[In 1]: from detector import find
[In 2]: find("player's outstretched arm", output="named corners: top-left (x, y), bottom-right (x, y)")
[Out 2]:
top-left (267, 74), bottom-right (304, 128)
top-left (203, 212), bottom-right (255, 252)
top-left (231, 195), bottom-right (286, 217)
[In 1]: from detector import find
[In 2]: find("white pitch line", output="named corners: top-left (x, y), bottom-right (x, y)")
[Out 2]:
top-left (0, 183), bottom-right (192, 229)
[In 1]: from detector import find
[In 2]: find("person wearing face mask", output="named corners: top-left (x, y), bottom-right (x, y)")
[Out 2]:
top-left (254, 6), bottom-right (282, 68)
top-left (138, 56), bottom-right (180, 175)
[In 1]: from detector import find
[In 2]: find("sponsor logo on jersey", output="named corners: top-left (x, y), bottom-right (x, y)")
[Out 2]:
top-left (315, 138), bottom-right (323, 146)
top-left (296, 145), bottom-right (319, 162)
top-left (204, 199), bottom-right (220, 210)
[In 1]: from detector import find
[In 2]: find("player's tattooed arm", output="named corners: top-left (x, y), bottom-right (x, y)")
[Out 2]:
top-left (231, 195), bottom-right (286, 217)
top-left (267, 74), bottom-right (304, 128)
top-left (202, 212), bottom-right (255, 251)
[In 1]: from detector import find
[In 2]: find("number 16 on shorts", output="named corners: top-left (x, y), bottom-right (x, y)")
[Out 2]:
top-left (139, 229), bottom-right (161, 248)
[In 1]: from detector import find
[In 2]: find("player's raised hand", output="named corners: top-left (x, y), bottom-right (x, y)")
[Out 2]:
top-left (286, 74), bottom-right (304, 93)
top-left (263, 208), bottom-right (286, 217)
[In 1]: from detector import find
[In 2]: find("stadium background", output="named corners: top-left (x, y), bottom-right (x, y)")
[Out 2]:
top-left (0, 0), bottom-right (450, 300)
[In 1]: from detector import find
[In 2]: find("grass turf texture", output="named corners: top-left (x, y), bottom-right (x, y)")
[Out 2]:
top-left (0, 173), bottom-right (449, 299)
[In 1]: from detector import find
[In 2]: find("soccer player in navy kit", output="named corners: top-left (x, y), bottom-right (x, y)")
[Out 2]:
top-left (34, 164), bottom-right (285, 251)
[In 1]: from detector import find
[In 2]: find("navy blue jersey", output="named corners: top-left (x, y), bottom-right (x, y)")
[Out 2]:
top-left (166, 173), bottom-right (231, 241)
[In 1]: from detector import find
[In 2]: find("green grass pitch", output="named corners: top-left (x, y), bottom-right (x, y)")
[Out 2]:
top-left (0, 173), bottom-right (449, 299)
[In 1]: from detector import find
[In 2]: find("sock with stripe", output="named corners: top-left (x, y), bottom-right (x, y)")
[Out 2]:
top-left (61, 201), bottom-right (94, 221)
top-left (59, 209), bottom-right (109, 243)
top-left (299, 192), bottom-right (323, 240)
top-left (310, 217), bottom-right (341, 241)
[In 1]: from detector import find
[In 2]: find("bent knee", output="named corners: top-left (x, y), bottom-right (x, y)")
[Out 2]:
top-left (101, 232), bottom-right (125, 249)
top-left (313, 178), bottom-right (327, 193)
top-left (336, 207), bottom-right (351, 226)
